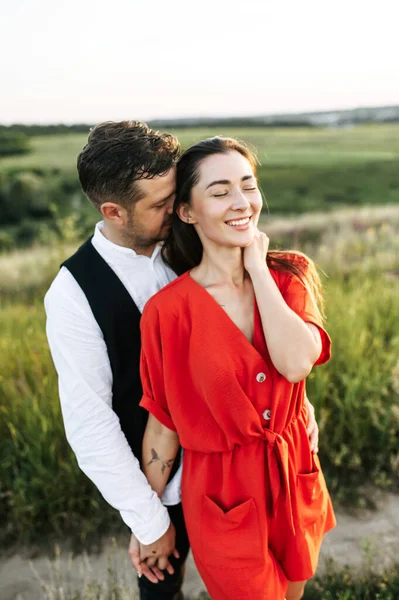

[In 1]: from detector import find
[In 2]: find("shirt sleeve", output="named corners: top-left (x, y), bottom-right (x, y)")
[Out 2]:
top-left (281, 266), bottom-right (331, 366)
top-left (44, 268), bottom-right (170, 545)
top-left (139, 302), bottom-right (176, 432)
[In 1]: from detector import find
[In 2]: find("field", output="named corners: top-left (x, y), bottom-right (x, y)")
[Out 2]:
top-left (0, 125), bottom-right (399, 597)
top-left (1, 124), bottom-right (399, 247)
top-left (2, 124), bottom-right (399, 172)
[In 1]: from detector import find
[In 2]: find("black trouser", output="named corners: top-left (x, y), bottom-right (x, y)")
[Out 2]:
top-left (138, 503), bottom-right (190, 600)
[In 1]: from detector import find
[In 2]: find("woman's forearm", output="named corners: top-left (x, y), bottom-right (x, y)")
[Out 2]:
top-left (250, 265), bottom-right (321, 382)
top-left (142, 414), bottom-right (180, 498)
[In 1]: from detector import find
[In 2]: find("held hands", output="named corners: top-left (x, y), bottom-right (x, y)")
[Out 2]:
top-left (305, 395), bottom-right (319, 454)
top-left (243, 229), bottom-right (270, 275)
top-left (128, 523), bottom-right (179, 584)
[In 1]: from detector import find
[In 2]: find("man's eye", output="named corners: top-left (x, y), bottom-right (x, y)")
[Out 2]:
top-left (154, 203), bottom-right (167, 210)
top-left (243, 187), bottom-right (257, 191)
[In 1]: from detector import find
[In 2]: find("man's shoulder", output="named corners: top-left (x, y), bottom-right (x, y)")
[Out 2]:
top-left (44, 266), bottom-right (89, 315)
top-left (45, 237), bottom-right (96, 307)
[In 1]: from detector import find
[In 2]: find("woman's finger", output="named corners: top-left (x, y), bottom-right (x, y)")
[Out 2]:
top-left (139, 562), bottom-right (160, 584)
top-left (164, 561), bottom-right (175, 575)
top-left (150, 565), bottom-right (165, 580)
top-left (128, 547), bottom-right (142, 577)
top-left (306, 403), bottom-right (315, 435)
top-left (310, 424), bottom-right (319, 453)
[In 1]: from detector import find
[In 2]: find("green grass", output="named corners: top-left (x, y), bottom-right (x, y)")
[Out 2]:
top-left (308, 271), bottom-right (399, 500)
top-left (258, 159), bottom-right (399, 213)
top-left (0, 134), bottom-right (87, 172)
top-left (1, 124), bottom-right (399, 173)
top-left (173, 124), bottom-right (399, 166)
top-left (0, 302), bottom-right (122, 545)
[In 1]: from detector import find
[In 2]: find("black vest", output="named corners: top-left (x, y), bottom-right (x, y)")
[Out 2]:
top-left (62, 237), bottom-right (180, 478)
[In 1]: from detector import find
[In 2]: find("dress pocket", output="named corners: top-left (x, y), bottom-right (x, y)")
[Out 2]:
top-left (296, 454), bottom-right (328, 529)
top-left (200, 495), bottom-right (263, 569)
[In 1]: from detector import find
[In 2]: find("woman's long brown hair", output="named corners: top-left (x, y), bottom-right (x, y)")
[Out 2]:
top-left (162, 136), bottom-right (325, 321)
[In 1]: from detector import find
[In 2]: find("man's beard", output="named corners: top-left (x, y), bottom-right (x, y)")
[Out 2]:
top-left (122, 213), bottom-right (172, 251)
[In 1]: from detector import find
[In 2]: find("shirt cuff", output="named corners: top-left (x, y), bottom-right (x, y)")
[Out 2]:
top-left (121, 502), bottom-right (171, 545)
top-left (140, 395), bottom-right (177, 432)
top-left (301, 312), bottom-right (332, 366)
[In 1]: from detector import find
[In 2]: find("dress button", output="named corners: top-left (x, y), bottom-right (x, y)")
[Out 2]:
top-left (256, 372), bottom-right (267, 383)
top-left (263, 409), bottom-right (271, 421)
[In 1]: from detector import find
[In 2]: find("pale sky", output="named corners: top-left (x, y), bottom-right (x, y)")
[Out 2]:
top-left (2, 0), bottom-right (398, 124)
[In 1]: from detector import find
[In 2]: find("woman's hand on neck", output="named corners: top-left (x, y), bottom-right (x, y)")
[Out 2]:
top-left (243, 229), bottom-right (270, 277)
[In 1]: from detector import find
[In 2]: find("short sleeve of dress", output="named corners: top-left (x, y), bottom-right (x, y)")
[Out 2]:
top-left (281, 262), bottom-right (332, 366)
top-left (139, 302), bottom-right (176, 432)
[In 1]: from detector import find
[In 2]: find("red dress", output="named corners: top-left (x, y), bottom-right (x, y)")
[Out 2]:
top-left (140, 259), bottom-right (336, 600)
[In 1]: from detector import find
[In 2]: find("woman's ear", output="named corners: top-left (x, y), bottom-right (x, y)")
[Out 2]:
top-left (177, 203), bottom-right (196, 224)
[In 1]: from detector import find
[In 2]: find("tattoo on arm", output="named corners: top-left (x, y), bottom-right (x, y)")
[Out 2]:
top-left (147, 448), bottom-right (174, 474)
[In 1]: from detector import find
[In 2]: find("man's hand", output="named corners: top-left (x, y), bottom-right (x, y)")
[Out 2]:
top-left (128, 532), bottom-right (169, 584)
top-left (128, 524), bottom-right (179, 584)
top-left (305, 395), bottom-right (319, 453)
top-left (141, 522), bottom-right (179, 573)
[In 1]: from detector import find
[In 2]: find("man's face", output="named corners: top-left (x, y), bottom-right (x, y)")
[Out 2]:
top-left (124, 167), bottom-right (176, 250)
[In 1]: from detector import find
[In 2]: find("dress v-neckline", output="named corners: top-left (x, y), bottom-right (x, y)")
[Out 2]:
top-left (185, 271), bottom-right (266, 360)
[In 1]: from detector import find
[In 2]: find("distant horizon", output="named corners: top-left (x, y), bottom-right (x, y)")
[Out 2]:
top-left (2, 102), bottom-right (398, 127)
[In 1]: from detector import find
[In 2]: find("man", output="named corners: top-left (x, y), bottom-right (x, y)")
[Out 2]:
top-left (45, 121), bottom-right (320, 600)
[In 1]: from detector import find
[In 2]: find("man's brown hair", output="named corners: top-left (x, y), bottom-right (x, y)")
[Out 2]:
top-left (77, 121), bottom-right (181, 210)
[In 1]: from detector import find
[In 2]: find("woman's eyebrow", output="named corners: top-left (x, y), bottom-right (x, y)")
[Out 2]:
top-left (206, 175), bottom-right (254, 190)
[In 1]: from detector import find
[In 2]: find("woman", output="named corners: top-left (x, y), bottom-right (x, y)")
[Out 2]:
top-left (139, 137), bottom-right (336, 600)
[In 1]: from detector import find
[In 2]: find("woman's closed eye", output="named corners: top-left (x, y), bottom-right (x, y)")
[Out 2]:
top-left (213, 186), bottom-right (257, 197)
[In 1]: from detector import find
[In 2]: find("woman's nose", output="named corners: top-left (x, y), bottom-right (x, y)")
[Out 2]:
top-left (231, 189), bottom-right (251, 209)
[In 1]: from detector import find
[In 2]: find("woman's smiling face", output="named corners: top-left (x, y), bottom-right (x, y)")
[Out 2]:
top-left (180, 150), bottom-right (263, 249)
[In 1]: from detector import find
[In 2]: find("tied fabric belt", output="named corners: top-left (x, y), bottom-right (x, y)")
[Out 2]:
top-left (263, 429), bottom-right (296, 535)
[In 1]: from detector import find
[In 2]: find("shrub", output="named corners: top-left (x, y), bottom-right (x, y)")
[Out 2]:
top-left (304, 557), bottom-right (399, 599)
top-left (0, 132), bottom-right (32, 157)
top-left (2, 172), bottom-right (50, 223)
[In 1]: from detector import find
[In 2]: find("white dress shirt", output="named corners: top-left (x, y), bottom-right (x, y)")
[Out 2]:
top-left (44, 222), bottom-right (181, 545)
